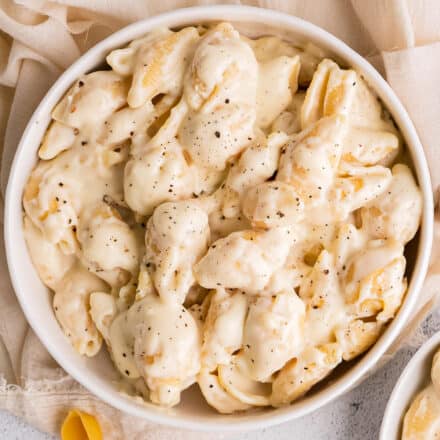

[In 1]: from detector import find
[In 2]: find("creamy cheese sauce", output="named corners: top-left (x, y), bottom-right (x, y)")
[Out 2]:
top-left (23, 23), bottom-right (422, 412)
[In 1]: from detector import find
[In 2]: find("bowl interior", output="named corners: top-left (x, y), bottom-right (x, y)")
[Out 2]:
top-left (380, 332), bottom-right (440, 439)
top-left (4, 6), bottom-right (433, 432)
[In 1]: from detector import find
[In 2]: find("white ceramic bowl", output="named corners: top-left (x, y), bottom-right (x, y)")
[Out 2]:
top-left (4, 5), bottom-right (434, 432)
top-left (380, 332), bottom-right (440, 439)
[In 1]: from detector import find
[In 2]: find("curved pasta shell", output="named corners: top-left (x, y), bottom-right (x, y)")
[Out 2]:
top-left (242, 291), bottom-right (305, 381)
top-left (256, 55), bottom-right (300, 128)
top-left (243, 181), bottom-right (304, 229)
top-left (335, 319), bottom-right (382, 361)
top-left (198, 369), bottom-right (251, 414)
top-left (23, 215), bottom-right (75, 290)
top-left (194, 227), bottom-right (291, 294)
top-left (402, 386), bottom-right (440, 440)
top-left (53, 266), bottom-right (107, 357)
top-left (201, 289), bottom-right (248, 371)
top-left (360, 164), bottom-right (422, 245)
top-left (52, 71), bottom-right (128, 128)
top-left (432, 351), bottom-right (440, 397)
top-left (128, 27), bottom-right (199, 108)
top-left (89, 292), bottom-right (117, 344)
top-left (39, 121), bottom-right (76, 160)
top-left (218, 356), bottom-right (271, 406)
top-left (271, 343), bottom-right (342, 406)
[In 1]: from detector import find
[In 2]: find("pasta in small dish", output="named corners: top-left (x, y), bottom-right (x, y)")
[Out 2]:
top-left (402, 348), bottom-right (440, 439)
top-left (22, 22), bottom-right (422, 413)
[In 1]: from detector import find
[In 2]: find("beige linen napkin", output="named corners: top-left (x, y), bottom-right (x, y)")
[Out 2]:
top-left (0, 0), bottom-right (439, 438)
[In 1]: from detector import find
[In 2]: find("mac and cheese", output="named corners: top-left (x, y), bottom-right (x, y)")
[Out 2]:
top-left (23, 23), bottom-right (422, 413)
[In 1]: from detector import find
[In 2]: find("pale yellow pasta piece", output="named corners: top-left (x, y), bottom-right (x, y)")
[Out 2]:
top-left (98, 101), bottom-right (155, 145)
top-left (106, 28), bottom-right (172, 76)
top-left (323, 63), bottom-right (357, 117)
top-left (256, 55), bottom-right (300, 128)
top-left (107, 46), bottom-right (137, 76)
top-left (109, 295), bottom-right (201, 407)
top-left (123, 99), bottom-right (196, 216)
top-left (107, 310), bottom-right (141, 381)
top-left (24, 136), bottom-right (126, 255)
top-left (222, 130), bottom-right (288, 217)
top-left (178, 103), bottom-right (255, 170)
top-left (331, 223), bottom-right (367, 272)
top-left (198, 369), bottom-right (252, 414)
top-left (356, 257), bottom-right (406, 322)
top-left (52, 71), bottom-right (129, 128)
top-left (23, 159), bottom-right (80, 253)
top-left (77, 203), bottom-right (140, 288)
top-left (89, 291), bottom-right (117, 343)
top-left (145, 201), bottom-right (209, 304)
top-left (300, 59), bottom-right (332, 129)
top-left (300, 250), bottom-right (347, 346)
top-left (340, 126), bottom-right (399, 168)
top-left (124, 139), bottom-right (196, 216)
top-left (328, 164), bottom-right (392, 221)
top-left (302, 58), bottom-right (396, 133)
top-left (23, 215), bottom-right (75, 290)
top-left (301, 59), bottom-right (356, 129)
top-left (344, 239), bottom-right (407, 322)
top-left (127, 27), bottom-right (199, 108)
top-left (242, 291), bottom-right (305, 381)
top-left (432, 351), bottom-right (440, 397)
top-left (116, 270), bottom-right (150, 309)
top-left (261, 239), bottom-right (313, 297)
top-left (361, 164), bottom-right (422, 244)
top-left (218, 355), bottom-right (271, 406)
top-left (277, 114), bottom-right (347, 200)
top-left (194, 227), bottom-right (292, 294)
top-left (271, 343), bottom-right (342, 406)
top-left (53, 265), bottom-right (108, 356)
top-left (344, 238), bottom-right (404, 291)
top-left (226, 131), bottom-right (287, 195)
top-left (38, 121), bottom-right (77, 160)
top-left (201, 288), bottom-right (247, 371)
top-left (135, 87), bottom-right (189, 151)
top-left (348, 73), bottom-right (395, 131)
top-left (178, 23), bottom-right (258, 170)
top-left (402, 386), bottom-right (440, 440)
top-left (184, 23), bottom-right (257, 111)
top-left (242, 181), bottom-right (304, 228)
top-left (335, 319), bottom-right (382, 361)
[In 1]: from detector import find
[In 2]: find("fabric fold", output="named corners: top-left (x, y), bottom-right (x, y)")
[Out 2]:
top-left (382, 42), bottom-right (440, 197)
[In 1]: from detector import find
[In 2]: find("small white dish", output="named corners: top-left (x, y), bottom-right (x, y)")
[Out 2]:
top-left (380, 331), bottom-right (440, 439)
top-left (4, 5), bottom-right (434, 432)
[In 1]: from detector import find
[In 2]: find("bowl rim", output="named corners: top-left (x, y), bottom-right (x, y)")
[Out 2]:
top-left (3, 4), bottom-right (434, 432)
top-left (380, 331), bottom-right (440, 439)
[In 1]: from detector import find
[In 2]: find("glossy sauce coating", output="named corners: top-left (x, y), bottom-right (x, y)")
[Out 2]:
top-left (23, 23), bottom-right (422, 412)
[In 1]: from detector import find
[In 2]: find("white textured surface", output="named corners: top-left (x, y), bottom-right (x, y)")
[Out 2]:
top-left (1, 311), bottom-right (439, 440)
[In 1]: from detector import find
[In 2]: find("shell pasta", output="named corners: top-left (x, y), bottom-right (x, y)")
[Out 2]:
top-left (23, 23), bottom-right (422, 412)
top-left (402, 349), bottom-right (440, 439)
